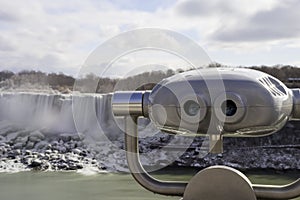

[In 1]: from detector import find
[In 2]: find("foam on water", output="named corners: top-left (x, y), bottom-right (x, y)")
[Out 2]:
top-left (77, 166), bottom-right (108, 176)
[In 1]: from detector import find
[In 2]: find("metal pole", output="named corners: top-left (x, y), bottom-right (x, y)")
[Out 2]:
top-left (124, 116), bottom-right (187, 196)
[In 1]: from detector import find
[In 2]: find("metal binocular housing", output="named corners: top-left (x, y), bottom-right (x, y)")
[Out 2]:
top-left (112, 68), bottom-right (300, 200)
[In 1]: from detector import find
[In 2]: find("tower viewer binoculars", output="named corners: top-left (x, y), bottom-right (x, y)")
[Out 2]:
top-left (112, 68), bottom-right (300, 200)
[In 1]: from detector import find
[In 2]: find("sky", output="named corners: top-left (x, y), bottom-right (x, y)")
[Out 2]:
top-left (0, 0), bottom-right (300, 76)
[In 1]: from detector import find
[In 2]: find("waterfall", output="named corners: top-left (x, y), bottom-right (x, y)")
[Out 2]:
top-left (0, 92), bottom-right (118, 140)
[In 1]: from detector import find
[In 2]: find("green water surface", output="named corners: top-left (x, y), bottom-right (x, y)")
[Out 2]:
top-left (0, 170), bottom-right (298, 200)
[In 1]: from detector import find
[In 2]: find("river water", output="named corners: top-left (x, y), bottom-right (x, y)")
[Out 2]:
top-left (0, 171), bottom-right (298, 200)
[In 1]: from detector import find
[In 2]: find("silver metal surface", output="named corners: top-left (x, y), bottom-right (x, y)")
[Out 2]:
top-left (253, 179), bottom-right (300, 199)
top-left (292, 89), bottom-right (300, 119)
top-left (112, 91), bottom-right (145, 116)
top-left (142, 91), bottom-right (151, 117)
top-left (148, 68), bottom-right (294, 137)
top-left (183, 166), bottom-right (257, 200)
top-left (124, 116), bottom-right (187, 196)
top-left (209, 134), bottom-right (223, 154)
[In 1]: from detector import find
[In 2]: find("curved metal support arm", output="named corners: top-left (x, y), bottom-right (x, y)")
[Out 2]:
top-left (125, 116), bottom-right (187, 196)
top-left (124, 116), bottom-right (300, 199)
top-left (253, 179), bottom-right (300, 199)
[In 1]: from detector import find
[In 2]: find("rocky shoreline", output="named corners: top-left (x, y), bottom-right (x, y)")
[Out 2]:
top-left (172, 122), bottom-right (300, 171)
top-left (0, 129), bottom-right (105, 173)
top-left (0, 119), bottom-right (299, 173)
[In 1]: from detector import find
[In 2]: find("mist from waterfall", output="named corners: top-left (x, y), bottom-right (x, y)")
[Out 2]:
top-left (0, 92), bottom-right (121, 141)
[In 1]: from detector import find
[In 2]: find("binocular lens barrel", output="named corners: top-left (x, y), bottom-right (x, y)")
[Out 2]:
top-left (112, 91), bottom-right (150, 116)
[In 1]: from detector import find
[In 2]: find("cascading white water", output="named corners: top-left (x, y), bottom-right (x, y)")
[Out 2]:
top-left (0, 92), bottom-right (117, 140)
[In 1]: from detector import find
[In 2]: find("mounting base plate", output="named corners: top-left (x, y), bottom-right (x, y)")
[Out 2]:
top-left (183, 166), bottom-right (257, 200)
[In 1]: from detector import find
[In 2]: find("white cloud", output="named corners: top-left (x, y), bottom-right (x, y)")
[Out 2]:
top-left (210, 1), bottom-right (300, 42)
top-left (0, 0), bottom-right (300, 75)
top-left (169, 0), bottom-right (300, 67)
top-left (0, 0), bottom-right (123, 75)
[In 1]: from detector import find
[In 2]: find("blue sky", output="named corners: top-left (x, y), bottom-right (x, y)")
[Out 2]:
top-left (0, 0), bottom-right (300, 76)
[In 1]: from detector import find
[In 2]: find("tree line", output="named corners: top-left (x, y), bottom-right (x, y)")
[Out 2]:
top-left (0, 65), bottom-right (299, 93)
